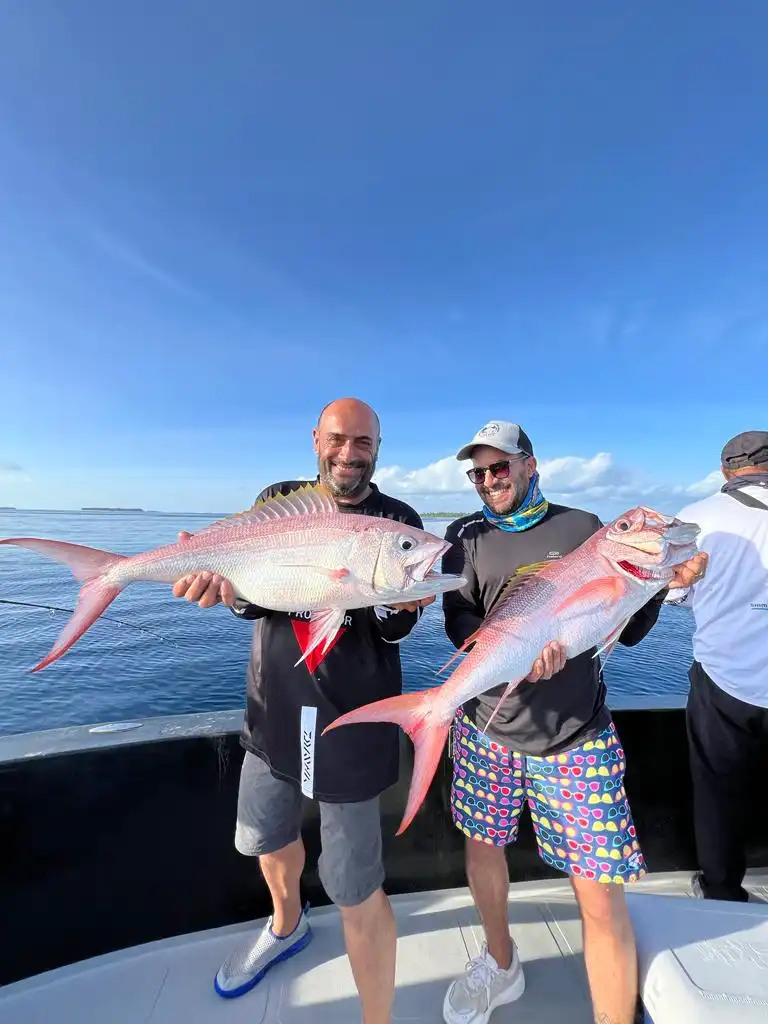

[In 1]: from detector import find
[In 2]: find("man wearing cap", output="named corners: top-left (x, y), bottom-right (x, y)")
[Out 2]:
top-left (671, 430), bottom-right (768, 904)
top-left (439, 420), bottom-right (707, 1024)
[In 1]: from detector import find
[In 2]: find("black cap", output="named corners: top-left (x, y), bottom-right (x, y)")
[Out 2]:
top-left (721, 430), bottom-right (768, 469)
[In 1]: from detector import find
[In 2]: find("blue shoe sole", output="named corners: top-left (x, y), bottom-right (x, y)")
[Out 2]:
top-left (213, 925), bottom-right (313, 999)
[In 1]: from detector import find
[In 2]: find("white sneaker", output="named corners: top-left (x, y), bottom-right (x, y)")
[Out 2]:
top-left (443, 942), bottom-right (525, 1024)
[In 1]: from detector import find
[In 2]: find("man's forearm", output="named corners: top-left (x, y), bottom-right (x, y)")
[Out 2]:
top-left (372, 604), bottom-right (422, 643)
top-left (443, 593), bottom-right (484, 650)
top-left (618, 589), bottom-right (667, 647)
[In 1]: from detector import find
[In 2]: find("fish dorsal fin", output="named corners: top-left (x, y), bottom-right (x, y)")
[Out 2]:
top-left (436, 561), bottom-right (551, 676)
top-left (194, 482), bottom-right (338, 536)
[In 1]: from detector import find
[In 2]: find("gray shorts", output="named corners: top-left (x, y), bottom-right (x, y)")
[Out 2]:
top-left (234, 750), bottom-right (385, 908)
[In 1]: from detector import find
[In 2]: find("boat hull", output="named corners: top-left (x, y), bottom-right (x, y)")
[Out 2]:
top-left (1, 702), bottom-right (767, 987)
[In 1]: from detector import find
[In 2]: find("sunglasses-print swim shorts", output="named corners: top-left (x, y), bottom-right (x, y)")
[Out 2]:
top-left (450, 709), bottom-right (646, 884)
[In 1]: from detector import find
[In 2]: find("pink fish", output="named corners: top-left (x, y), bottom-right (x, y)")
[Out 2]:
top-left (0, 483), bottom-right (466, 672)
top-left (323, 506), bottom-right (700, 835)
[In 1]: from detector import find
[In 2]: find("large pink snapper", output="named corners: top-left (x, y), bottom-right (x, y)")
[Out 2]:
top-left (0, 483), bottom-right (466, 672)
top-left (323, 506), bottom-right (700, 835)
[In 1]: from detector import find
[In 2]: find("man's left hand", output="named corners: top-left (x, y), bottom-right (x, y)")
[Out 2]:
top-left (386, 595), bottom-right (437, 613)
top-left (668, 551), bottom-right (708, 590)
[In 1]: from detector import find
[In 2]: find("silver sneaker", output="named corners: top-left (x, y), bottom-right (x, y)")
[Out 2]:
top-left (214, 905), bottom-right (312, 998)
top-left (443, 942), bottom-right (525, 1024)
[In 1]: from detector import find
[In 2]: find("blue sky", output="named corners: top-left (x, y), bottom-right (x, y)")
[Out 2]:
top-left (1, 2), bottom-right (767, 518)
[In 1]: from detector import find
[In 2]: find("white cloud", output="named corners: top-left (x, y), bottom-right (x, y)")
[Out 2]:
top-left (375, 451), bottom-right (635, 499)
top-left (374, 456), bottom-right (472, 495)
top-left (683, 470), bottom-right (722, 497)
top-left (537, 452), bottom-right (634, 495)
top-left (372, 451), bottom-right (723, 516)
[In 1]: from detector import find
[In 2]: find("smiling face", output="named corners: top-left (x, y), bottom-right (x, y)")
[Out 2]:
top-left (313, 398), bottom-right (381, 502)
top-left (469, 444), bottom-right (537, 516)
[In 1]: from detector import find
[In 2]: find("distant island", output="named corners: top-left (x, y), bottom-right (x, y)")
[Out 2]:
top-left (0, 505), bottom-right (472, 518)
top-left (421, 511), bottom-right (470, 519)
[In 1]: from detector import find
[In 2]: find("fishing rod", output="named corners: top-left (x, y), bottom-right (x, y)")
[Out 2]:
top-left (0, 598), bottom-right (178, 646)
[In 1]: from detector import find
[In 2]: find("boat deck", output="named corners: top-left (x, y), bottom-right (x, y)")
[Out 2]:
top-left (2, 870), bottom-right (767, 1023)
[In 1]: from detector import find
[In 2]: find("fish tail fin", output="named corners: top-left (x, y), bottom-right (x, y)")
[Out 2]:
top-left (0, 537), bottom-right (127, 671)
top-left (322, 689), bottom-right (451, 835)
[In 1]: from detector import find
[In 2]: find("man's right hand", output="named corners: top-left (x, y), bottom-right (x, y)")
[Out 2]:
top-left (525, 640), bottom-right (567, 682)
top-left (172, 532), bottom-right (236, 608)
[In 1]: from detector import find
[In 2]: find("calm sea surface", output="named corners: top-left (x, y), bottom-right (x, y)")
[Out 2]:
top-left (0, 511), bottom-right (696, 737)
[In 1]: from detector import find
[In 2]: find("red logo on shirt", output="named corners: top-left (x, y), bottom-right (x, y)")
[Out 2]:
top-left (291, 619), bottom-right (347, 674)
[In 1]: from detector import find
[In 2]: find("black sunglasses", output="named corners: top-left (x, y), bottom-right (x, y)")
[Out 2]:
top-left (465, 453), bottom-right (530, 485)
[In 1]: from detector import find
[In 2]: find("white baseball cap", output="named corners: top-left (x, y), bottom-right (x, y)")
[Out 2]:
top-left (455, 420), bottom-right (534, 461)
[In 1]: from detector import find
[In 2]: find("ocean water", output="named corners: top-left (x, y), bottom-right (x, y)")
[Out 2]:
top-left (0, 510), bottom-right (696, 738)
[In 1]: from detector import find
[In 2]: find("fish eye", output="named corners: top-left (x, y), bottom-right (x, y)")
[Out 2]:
top-left (615, 519), bottom-right (631, 532)
top-left (398, 535), bottom-right (416, 551)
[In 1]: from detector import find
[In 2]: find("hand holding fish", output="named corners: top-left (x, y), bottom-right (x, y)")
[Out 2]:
top-left (173, 572), bottom-right (236, 608)
top-left (668, 550), bottom-right (708, 589)
top-left (525, 640), bottom-right (567, 682)
top-left (171, 532), bottom-right (237, 607)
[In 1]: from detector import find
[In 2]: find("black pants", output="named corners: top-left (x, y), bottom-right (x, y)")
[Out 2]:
top-left (686, 660), bottom-right (768, 901)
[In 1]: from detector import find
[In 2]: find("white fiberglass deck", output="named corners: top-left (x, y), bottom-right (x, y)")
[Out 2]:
top-left (2, 872), bottom-right (767, 1024)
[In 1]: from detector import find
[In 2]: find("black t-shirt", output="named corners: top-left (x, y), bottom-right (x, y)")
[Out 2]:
top-left (441, 504), bottom-right (666, 755)
top-left (233, 480), bottom-right (425, 802)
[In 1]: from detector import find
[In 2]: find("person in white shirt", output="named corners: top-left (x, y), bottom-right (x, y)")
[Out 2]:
top-left (673, 430), bottom-right (768, 901)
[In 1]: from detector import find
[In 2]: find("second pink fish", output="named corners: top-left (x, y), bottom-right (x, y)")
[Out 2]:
top-left (323, 505), bottom-right (701, 834)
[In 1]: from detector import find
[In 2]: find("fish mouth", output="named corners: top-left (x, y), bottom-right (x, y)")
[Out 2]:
top-left (405, 540), bottom-right (451, 584)
top-left (617, 560), bottom-right (657, 581)
top-left (623, 540), bottom-right (664, 555)
top-left (617, 540), bottom-right (698, 582)
top-left (394, 571), bottom-right (467, 599)
top-left (665, 523), bottom-right (701, 545)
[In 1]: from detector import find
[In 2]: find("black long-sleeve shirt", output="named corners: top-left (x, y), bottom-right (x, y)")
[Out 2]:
top-left (441, 504), bottom-right (667, 755)
top-left (231, 480), bottom-right (425, 801)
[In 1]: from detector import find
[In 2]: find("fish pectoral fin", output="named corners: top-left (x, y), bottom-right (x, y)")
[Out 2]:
top-left (483, 681), bottom-right (518, 732)
top-left (592, 616), bottom-right (632, 665)
top-left (436, 627), bottom-right (482, 675)
top-left (554, 576), bottom-right (627, 616)
top-left (294, 607), bottom-right (347, 666)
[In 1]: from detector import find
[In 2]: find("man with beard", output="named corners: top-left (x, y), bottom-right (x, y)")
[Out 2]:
top-left (439, 420), bottom-right (708, 1024)
top-left (172, 397), bottom-right (437, 1023)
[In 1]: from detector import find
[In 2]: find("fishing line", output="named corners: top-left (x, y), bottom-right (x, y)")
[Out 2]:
top-left (0, 598), bottom-right (179, 646)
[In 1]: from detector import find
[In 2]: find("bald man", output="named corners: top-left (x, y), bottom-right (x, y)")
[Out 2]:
top-left (173, 398), bottom-right (433, 1024)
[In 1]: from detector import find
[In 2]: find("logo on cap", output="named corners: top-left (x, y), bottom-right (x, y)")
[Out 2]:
top-left (478, 423), bottom-right (500, 438)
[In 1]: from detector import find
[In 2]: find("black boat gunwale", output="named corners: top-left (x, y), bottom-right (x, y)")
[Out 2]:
top-left (1, 701), bottom-right (766, 988)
